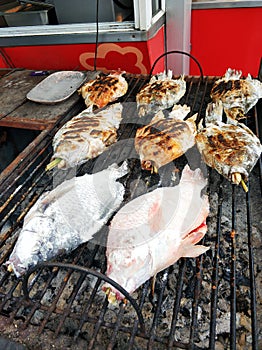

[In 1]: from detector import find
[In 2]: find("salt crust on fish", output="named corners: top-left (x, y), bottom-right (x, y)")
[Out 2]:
top-left (51, 103), bottom-right (123, 169)
top-left (103, 164), bottom-right (209, 301)
top-left (210, 68), bottom-right (262, 121)
top-left (78, 71), bottom-right (128, 109)
top-left (6, 162), bottom-right (128, 277)
top-left (136, 70), bottom-right (186, 117)
top-left (135, 104), bottom-right (197, 172)
top-left (196, 101), bottom-right (262, 184)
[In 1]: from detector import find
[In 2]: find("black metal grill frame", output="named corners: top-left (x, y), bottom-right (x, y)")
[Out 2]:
top-left (0, 73), bottom-right (261, 350)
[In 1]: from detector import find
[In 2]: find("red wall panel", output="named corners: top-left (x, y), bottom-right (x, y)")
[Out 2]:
top-left (190, 7), bottom-right (262, 77)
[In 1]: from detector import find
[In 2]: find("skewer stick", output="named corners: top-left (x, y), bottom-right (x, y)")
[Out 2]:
top-left (45, 158), bottom-right (62, 171)
top-left (240, 179), bottom-right (248, 193)
top-left (232, 173), bottom-right (248, 192)
top-left (151, 274), bottom-right (156, 295)
top-left (7, 265), bottom-right (13, 273)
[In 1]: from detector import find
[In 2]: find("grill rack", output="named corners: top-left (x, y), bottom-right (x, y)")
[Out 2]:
top-left (0, 73), bottom-right (261, 350)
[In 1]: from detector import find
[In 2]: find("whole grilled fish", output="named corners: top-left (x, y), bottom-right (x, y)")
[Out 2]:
top-left (210, 68), bottom-right (262, 121)
top-left (196, 101), bottom-right (262, 189)
top-left (6, 162), bottom-right (128, 277)
top-left (103, 165), bottom-right (209, 303)
top-left (136, 70), bottom-right (186, 117)
top-left (78, 71), bottom-right (128, 109)
top-left (135, 105), bottom-right (197, 172)
top-left (46, 103), bottom-right (123, 170)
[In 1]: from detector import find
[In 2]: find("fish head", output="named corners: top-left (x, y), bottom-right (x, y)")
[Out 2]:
top-left (6, 214), bottom-right (53, 277)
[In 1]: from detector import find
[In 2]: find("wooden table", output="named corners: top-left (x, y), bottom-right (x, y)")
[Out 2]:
top-left (0, 69), bottom-right (92, 130)
top-left (0, 68), bottom-right (97, 187)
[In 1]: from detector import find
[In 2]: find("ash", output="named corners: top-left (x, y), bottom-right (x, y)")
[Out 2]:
top-left (0, 143), bottom-right (261, 350)
top-left (0, 164), bottom-right (261, 350)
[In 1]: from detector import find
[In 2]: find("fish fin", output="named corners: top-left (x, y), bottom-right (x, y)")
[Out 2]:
top-left (182, 244), bottom-right (210, 258)
top-left (197, 118), bottom-right (204, 131)
top-left (151, 110), bottom-right (165, 123)
top-left (180, 164), bottom-right (207, 189)
top-left (205, 101), bottom-right (223, 124)
top-left (181, 230), bottom-right (209, 258)
top-left (187, 113), bottom-right (198, 123)
top-left (169, 104), bottom-right (190, 120)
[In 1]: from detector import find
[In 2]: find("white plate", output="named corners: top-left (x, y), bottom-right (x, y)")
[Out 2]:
top-left (27, 71), bottom-right (86, 104)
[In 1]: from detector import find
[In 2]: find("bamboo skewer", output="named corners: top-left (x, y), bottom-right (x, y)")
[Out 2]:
top-left (232, 172), bottom-right (248, 192)
top-left (240, 179), bottom-right (248, 193)
top-left (45, 158), bottom-right (62, 171)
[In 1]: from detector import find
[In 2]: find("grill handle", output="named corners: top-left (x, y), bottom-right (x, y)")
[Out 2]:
top-left (149, 50), bottom-right (204, 80)
top-left (21, 261), bottom-right (146, 335)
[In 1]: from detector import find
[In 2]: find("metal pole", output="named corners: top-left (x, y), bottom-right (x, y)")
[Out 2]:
top-left (165, 0), bottom-right (192, 74)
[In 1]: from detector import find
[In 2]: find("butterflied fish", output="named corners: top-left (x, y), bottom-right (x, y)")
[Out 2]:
top-left (210, 68), bottom-right (262, 121)
top-left (6, 162), bottom-right (128, 277)
top-left (103, 165), bottom-right (209, 303)
top-left (46, 103), bottom-right (122, 170)
top-left (135, 105), bottom-right (197, 172)
top-left (196, 102), bottom-right (262, 188)
top-left (136, 70), bottom-right (186, 117)
top-left (78, 71), bottom-right (128, 109)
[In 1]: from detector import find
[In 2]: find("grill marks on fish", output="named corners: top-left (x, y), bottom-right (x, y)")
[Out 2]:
top-left (51, 103), bottom-right (123, 169)
top-left (79, 72), bottom-right (128, 109)
top-left (210, 68), bottom-right (262, 121)
top-left (135, 106), bottom-right (196, 171)
top-left (136, 71), bottom-right (186, 116)
top-left (136, 121), bottom-right (190, 154)
top-left (196, 122), bottom-right (262, 182)
top-left (84, 76), bottom-right (119, 97)
top-left (211, 79), bottom-right (253, 102)
top-left (137, 80), bottom-right (182, 103)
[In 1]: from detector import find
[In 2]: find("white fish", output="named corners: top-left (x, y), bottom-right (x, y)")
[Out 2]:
top-left (210, 68), bottom-right (262, 121)
top-left (6, 162), bottom-right (128, 277)
top-left (47, 103), bottom-right (123, 170)
top-left (136, 70), bottom-right (186, 117)
top-left (197, 101), bottom-right (262, 188)
top-left (103, 165), bottom-right (209, 303)
top-left (135, 105), bottom-right (197, 172)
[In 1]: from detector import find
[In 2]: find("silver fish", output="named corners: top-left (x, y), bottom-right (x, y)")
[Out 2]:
top-left (6, 162), bottom-right (128, 277)
top-left (103, 165), bottom-right (209, 303)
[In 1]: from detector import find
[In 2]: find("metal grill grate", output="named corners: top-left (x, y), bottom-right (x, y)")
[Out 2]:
top-left (0, 74), bottom-right (261, 350)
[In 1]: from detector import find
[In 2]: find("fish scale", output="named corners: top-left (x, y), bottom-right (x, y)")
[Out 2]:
top-left (6, 162), bottom-right (129, 277)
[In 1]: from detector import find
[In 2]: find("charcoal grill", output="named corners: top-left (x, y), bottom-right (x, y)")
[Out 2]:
top-left (0, 68), bottom-right (261, 350)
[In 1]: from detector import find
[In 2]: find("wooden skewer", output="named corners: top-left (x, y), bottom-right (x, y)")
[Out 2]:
top-left (151, 274), bottom-right (156, 296)
top-left (45, 158), bottom-right (62, 171)
top-left (240, 179), bottom-right (248, 193)
top-left (7, 265), bottom-right (13, 273)
top-left (232, 173), bottom-right (248, 192)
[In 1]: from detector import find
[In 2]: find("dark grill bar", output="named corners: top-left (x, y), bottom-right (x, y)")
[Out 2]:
top-left (0, 70), bottom-right (261, 349)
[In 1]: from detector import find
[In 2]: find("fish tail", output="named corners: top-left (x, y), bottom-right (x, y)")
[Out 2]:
top-left (109, 161), bottom-right (129, 179)
top-left (180, 165), bottom-right (207, 188)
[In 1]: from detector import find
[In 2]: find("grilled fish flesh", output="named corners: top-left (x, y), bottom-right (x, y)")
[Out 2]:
top-left (135, 105), bottom-right (197, 172)
top-left (103, 164), bottom-right (209, 303)
top-left (47, 103), bottom-right (122, 170)
top-left (196, 102), bottom-right (262, 188)
top-left (136, 70), bottom-right (186, 117)
top-left (210, 68), bottom-right (262, 121)
top-left (6, 162), bottom-right (128, 277)
top-left (78, 71), bottom-right (128, 109)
